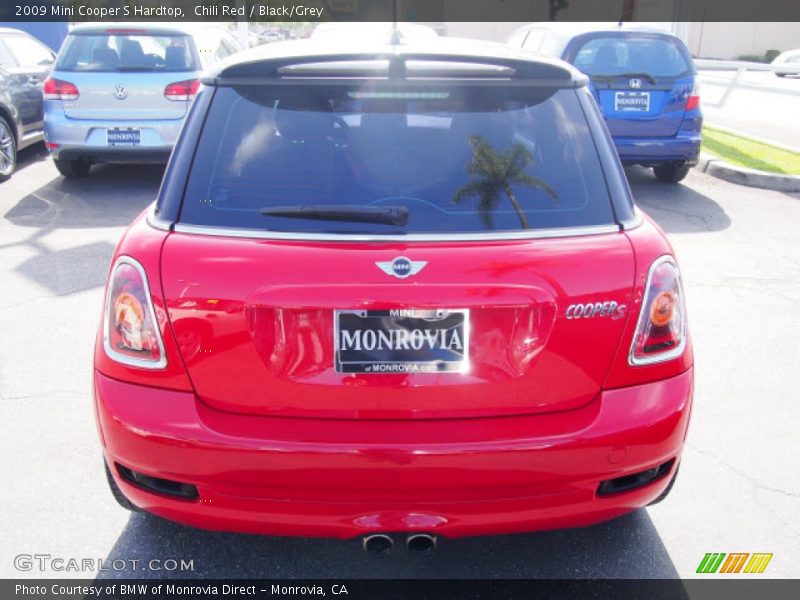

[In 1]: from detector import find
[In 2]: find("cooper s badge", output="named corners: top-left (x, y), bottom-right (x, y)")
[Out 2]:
top-left (566, 301), bottom-right (627, 320)
top-left (376, 257), bottom-right (427, 279)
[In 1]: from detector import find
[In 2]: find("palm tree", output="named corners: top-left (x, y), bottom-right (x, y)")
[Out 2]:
top-left (452, 135), bottom-right (557, 230)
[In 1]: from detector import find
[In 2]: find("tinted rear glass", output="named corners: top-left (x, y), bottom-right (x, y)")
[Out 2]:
top-left (56, 33), bottom-right (197, 72)
top-left (179, 85), bottom-right (615, 235)
top-left (573, 35), bottom-right (691, 78)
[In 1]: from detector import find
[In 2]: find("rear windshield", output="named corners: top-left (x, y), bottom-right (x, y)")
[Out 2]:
top-left (572, 35), bottom-right (692, 79)
top-left (56, 33), bottom-right (198, 72)
top-left (179, 85), bottom-right (615, 235)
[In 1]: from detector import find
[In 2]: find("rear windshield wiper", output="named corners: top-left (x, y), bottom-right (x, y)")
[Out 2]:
top-left (261, 205), bottom-right (409, 226)
top-left (591, 72), bottom-right (658, 84)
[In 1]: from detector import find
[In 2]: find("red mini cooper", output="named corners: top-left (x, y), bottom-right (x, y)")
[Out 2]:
top-left (95, 36), bottom-right (693, 554)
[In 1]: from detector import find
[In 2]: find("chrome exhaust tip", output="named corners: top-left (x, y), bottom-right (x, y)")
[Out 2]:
top-left (363, 533), bottom-right (394, 555)
top-left (406, 533), bottom-right (437, 555)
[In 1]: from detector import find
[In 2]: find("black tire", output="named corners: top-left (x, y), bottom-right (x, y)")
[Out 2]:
top-left (648, 465), bottom-right (679, 506)
top-left (104, 461), bottom-right (139, 512)
top-left (54, 157), bottom-right (91, 178)
top-left (653, 163), bottom-right (691, 184)
top-left (775, 73), bottom-right (786, 78)
top-left (0, 116), bottom-right (17, 182)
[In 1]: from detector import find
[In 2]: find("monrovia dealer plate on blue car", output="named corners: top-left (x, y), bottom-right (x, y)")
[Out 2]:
top-left (335, 309), bottom-right (469, 374)
top-left (615, 91), bottom-right (650, 112)
top-left (107, 128), bottom-right (140, 146)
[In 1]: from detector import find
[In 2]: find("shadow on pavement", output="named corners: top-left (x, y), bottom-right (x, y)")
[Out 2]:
top-left (626, 167), bottom-right (732, 234)
top-left (4, 163), bottom-right (164, 230)
top-left (3, 163), bottom-right (164, 294)
top-left (14, 142), bottom-right (50, 174)
top-left (98, 509), bottom-right (680, 579)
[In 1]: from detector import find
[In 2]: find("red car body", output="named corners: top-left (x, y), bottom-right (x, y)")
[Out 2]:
top-left (94, 39), bottom-right (693, 540)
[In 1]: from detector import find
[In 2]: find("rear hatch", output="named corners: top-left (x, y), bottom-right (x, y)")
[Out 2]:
top-left (161, 71), bottom-right (635, 420)
top-left (568, 32), bottom-right (695, 138)
top-left (162, 235), bottom-right (633, 419)
top-left (54, 29), bottom-right (199, 120)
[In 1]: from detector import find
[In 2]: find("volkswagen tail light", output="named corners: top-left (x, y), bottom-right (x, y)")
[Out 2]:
top-left (164, 79), bottom-right (200, 101)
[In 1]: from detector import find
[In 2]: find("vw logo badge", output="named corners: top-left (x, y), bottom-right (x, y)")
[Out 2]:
top-left (629, 78), bottom-right (642, 89)
top-left (375, 256), bottom-right (427, 279)
top-left (112, 84), bottom-right (128, 100)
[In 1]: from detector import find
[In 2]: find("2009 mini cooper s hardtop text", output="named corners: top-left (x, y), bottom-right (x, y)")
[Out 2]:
top-left (95, 35), bottom-right (693, 546)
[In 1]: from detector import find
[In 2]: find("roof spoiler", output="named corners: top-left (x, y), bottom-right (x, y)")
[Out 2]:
top-left (205, 52), bottom-right (587, 88)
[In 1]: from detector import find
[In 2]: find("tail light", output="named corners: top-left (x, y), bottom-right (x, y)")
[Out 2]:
top-left (43, 77), bottom-right (79, 101)
top-left (103, 257), bottom-right (166, 369)
top-left (685, 84), bottom-right (700, 111)
top-left (164, 79), bottom-right (200, 101)
top-left (629, 256), bottom-right (687, 366)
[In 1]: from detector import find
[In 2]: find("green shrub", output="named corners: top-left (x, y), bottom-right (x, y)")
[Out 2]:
top-left (765, 49), bottom-right (781, 62)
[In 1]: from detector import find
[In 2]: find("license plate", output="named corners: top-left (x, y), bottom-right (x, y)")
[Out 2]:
top-left (615, 91), bottom-right (650, 112)
top-left (335, 309), bottom-right (469, 374)
top-left (107, 128), bottom-right (140, 146)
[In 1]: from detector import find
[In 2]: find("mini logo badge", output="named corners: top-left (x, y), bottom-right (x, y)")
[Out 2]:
top-left (112, 84), bottom-right (127, 100)
top-left (629, 78), bottom-right (642, 89)
top-left (375, 256), bottom-right (427, 279)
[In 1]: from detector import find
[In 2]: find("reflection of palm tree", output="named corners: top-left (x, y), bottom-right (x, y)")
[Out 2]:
top-left (452, 135), bottom-right (557, 230)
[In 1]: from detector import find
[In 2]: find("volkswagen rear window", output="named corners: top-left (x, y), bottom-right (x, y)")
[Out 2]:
top-left (179, 85), bottom-right (615, 235)
top-left (573, 36), bottom-right (692, 79)
top-left (56, 33), bottom-right (197, 72)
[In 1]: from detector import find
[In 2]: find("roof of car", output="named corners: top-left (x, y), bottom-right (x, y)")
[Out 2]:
top-left (68, 22), bottom-right (219, 36)
top-left (208, 36), bottom-right (587, 85)
top-left (510, 22), bottom-right (681, 39)
top-left (0, 27), bottom-right (32, 36)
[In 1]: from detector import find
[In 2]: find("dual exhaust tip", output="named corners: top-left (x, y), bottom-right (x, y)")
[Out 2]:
top-left (363, 533), bottom-right (437, 555)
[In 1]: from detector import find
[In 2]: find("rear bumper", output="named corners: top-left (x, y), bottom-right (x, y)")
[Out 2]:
top-left (44, 107), bottom-right (181, 163)
top-left (613, 131), bottom-right (702, 166)
top-left (95, 368), bottom-right (693, 539)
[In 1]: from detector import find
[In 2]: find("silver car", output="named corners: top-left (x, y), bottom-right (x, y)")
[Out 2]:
top-left (44, 23), bottom-right (243, 178)
top-left (772, 49), bottom-right (800, 77)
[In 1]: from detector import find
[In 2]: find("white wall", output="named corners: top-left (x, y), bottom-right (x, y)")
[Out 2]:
top-left (687, 22), bottom-right (800, 59)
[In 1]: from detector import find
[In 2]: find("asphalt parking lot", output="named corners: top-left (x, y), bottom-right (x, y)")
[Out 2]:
top-left (0, 146), bottom-right (798, 579)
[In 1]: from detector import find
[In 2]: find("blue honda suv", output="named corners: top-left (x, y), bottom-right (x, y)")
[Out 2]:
top-left (509, 25), bottom-right (702, 183)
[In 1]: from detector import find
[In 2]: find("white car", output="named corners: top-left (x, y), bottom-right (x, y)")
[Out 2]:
top-left (771, 49), bottom-right (800, 77)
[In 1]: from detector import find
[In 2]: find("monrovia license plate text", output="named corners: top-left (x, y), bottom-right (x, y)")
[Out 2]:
top-left (335, 309), bottom-right (469, 374)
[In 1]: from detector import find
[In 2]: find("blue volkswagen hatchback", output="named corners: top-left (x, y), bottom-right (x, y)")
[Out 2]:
top-left (509, 25), bottom-right (701, 183)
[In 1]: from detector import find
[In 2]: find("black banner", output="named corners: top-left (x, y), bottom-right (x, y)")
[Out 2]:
top-left (2, 0), bottom-right (800, 23)
top-left (4, 579), bottom-right (800, 600)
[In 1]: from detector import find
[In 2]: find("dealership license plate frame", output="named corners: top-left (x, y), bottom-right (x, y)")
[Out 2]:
top-left (106, 128), bottom-right (141, 146)
top-left (614, 91), bottom-right (651, 112)
top-left (334, 309), bottom-right (470, 374)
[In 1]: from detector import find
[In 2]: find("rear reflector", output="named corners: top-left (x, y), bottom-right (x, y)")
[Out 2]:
top-left (116, 464), bottom-right (198, 500)
top-left (164, 79), bottom-right (200, 101)
top-left (597, 459), bottom-right (675, 496)
top-left (45, 142), bottom-right (59, 149)
top-left (43, 77), bottom-right (79, 101)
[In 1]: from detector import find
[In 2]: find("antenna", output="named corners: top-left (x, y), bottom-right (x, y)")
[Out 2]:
top-left (390, 0), bottom-right (402, 44)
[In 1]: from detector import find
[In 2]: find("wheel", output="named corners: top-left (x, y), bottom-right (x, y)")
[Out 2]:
top-left (648, 465), bottom-right (679, 506)
top-left (653, 163), bottom-right (691, 184)
top-left (0, 116), bottom-right (17, 182)
top-left (775, 73), bottom-right (786, 78)
top-left (104, 461), bottom-right (139, 511)
top-left (54, 157), bottom-right (91, 178)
